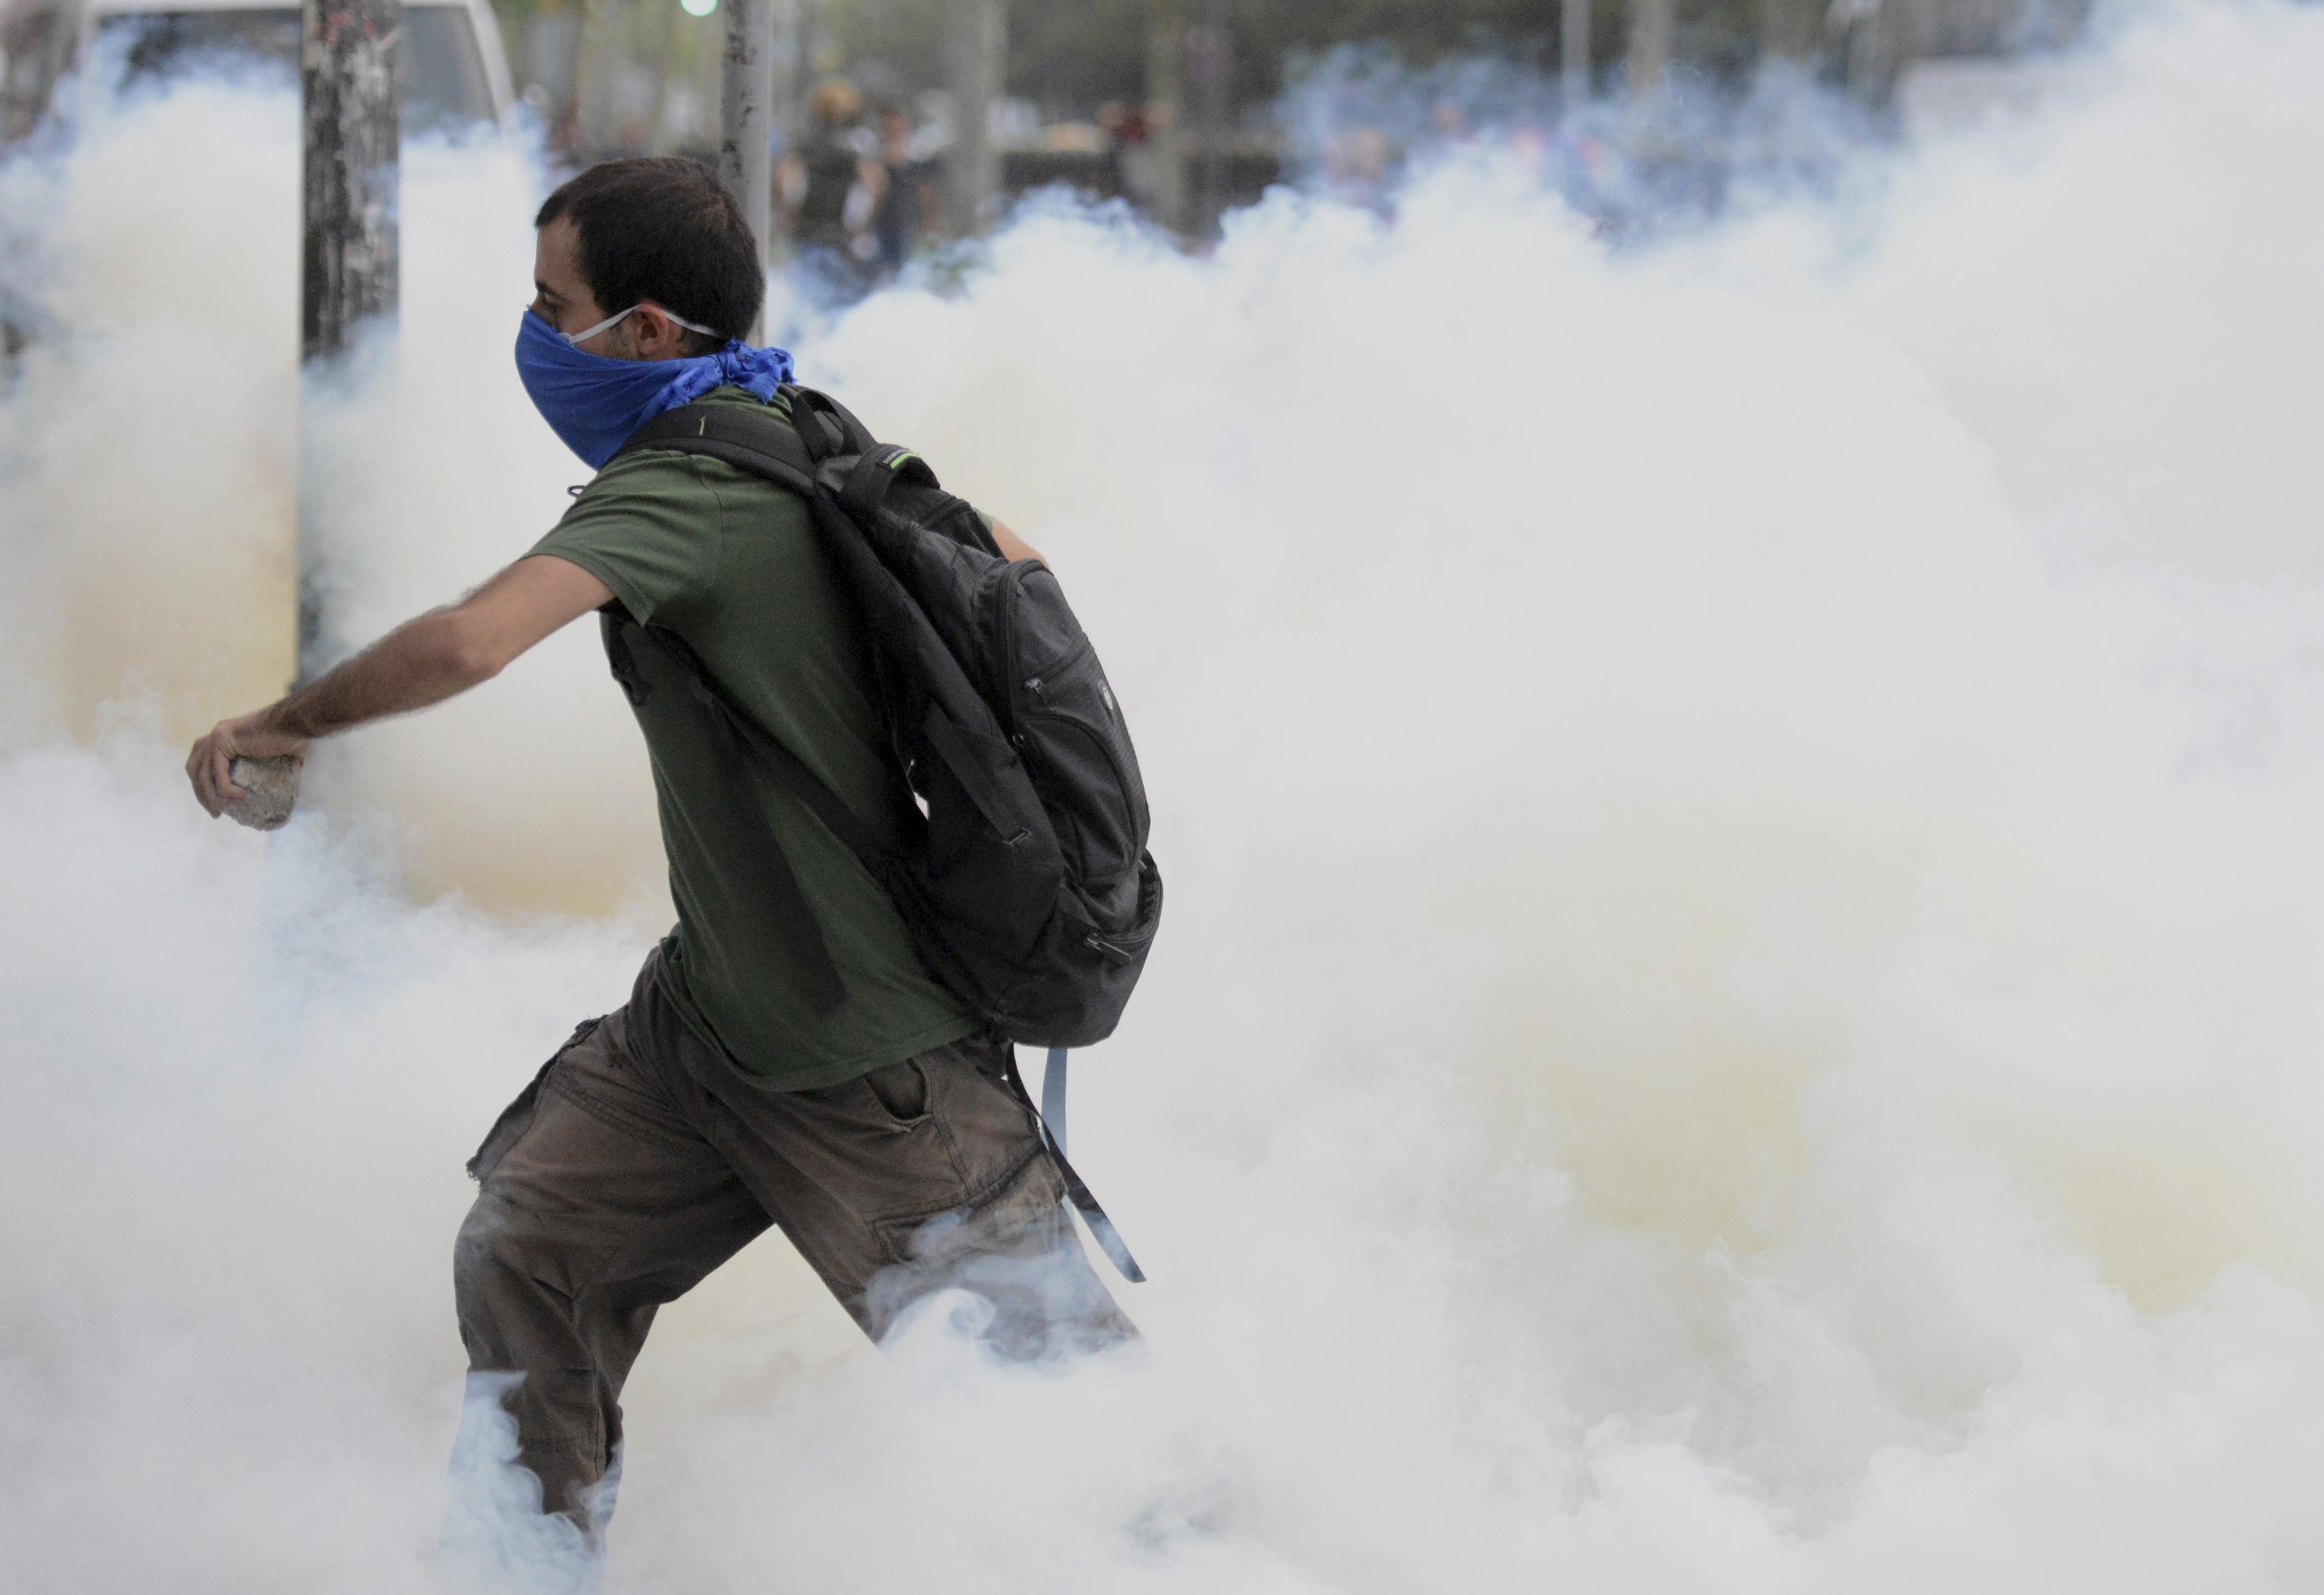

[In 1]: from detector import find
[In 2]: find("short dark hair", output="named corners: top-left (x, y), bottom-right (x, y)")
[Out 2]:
top-left (535, 157), bottom-right (761, 353)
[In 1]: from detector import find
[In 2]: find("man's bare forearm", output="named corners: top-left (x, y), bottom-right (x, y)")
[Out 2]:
top-left (185, 556), bottom-right (610, 819)
top-left (258, 607), bottom-right (498, 741)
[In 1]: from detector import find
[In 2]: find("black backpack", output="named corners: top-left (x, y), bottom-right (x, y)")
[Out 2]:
top-left (601, 386), bottom-right (1160, 1279)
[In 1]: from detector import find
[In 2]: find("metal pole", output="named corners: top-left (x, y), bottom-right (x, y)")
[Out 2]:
top-left (298, 0), bottom-right (400, 682)
top-left (720, 0), bottom-right (773, 339)
top-left (1626, 0), bottom-right (1674, 103)
top-left (943, 0), bottom-right (1005, 237)
top-left (1562, 0), bottom-right (1593, 112)
top-left (643, 0), bottom-right (683, 154)
top-left (1146, 0), bottom-right (1186, 235)
top-left (1759, 0), bottom-right (1825, 63)
top-left (1192, 0), bottom-right (1228, 239)
top-left (772, 0), bottom-right (805, 155)
top-left (574, 0), bottom-right (624, 158)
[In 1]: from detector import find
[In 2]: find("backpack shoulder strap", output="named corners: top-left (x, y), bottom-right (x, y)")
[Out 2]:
top-left (783, 383), bottom-right (876, 461)
top-left (612, 400), bottom-right (819, 493)
top-left (998, 1046), bottom-right (1146, 1283)
top-left (607, 612), bottom-right (893, 1016)
top-left (655, 624), bottom-right (893, 870)
top-left (605, 403), bottom-right (906, 890)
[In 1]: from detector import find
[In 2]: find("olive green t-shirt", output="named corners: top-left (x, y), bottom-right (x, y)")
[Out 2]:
top-left (531, 387), bottom-right (976, 1090)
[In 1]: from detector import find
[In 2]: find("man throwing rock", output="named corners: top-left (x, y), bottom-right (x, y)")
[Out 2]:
top-left (186, 157), bottom-right (1133, 1565)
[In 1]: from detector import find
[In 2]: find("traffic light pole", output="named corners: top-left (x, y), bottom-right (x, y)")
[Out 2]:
top-left (720, 0), bottom-right (774, 339)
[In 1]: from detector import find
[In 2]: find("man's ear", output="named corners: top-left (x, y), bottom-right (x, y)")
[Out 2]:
top-left (632, 305), bottom-right (692, 361)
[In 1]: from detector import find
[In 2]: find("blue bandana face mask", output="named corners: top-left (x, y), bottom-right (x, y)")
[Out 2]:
top-left (513, 305), bottom-right (797, 470)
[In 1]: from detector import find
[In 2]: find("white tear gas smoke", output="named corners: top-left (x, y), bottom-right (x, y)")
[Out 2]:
top-left (1272, 38), bottom-right (1884, 236)
top-left (8, 1), bottom-right (2324, 1587)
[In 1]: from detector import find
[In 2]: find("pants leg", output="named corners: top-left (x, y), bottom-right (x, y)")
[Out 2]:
top-left (451, 1001), bottom-right (767, 1531)
top-left (623, 974), bottom-right (1139, 1360)
top-left (447, 953), bottom-right (1138, 1566)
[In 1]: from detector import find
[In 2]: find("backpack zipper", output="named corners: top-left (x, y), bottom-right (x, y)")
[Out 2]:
top-left (1083, 933), bottom-right (1139, 964)
top-left (996, 566), bottom-right (1027, 738)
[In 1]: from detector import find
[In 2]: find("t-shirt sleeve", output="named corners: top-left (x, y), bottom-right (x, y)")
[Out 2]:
top-left (527, 453), bottom-right (722, 626)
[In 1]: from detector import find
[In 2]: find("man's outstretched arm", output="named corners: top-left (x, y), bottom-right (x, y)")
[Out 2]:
top-left (186, 555), bottom-right (614, 818)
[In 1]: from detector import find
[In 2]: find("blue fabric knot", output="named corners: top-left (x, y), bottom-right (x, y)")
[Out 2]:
top-left (655, 339), bottom-right (797, 411)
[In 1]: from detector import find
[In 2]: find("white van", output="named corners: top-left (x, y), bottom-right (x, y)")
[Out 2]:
top-left (1, 0), bottom-right (517, 144)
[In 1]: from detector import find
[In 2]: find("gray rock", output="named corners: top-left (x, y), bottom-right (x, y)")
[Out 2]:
top-left (225, 755), bottom-right (303, 831)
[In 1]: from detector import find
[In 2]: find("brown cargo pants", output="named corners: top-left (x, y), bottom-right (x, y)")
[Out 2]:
top-left (451, 952), bottom-right (1135, 1531)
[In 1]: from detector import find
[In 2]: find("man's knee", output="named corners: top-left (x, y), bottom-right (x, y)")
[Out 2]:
top-left (454, 1192), bottom-right (522, 1316)
top-left (452, 1191), bottom-right (578, 1368)
top-left (451, 1199), bottom-right (618, 1509)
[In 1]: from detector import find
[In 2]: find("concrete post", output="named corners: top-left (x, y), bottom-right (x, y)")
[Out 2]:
top-left (298, 0), bottom-right (400, 680)
top-left (720, 0), bottom-right (773, 337)
top-left (944, 0), bottom-right (1006, 236)
top-left (1562, 0), bottom-right (1593, 110)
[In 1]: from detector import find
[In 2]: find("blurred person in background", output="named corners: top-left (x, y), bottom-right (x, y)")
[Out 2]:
top-left (1429, 96), bottom-right (1474, 146)
top-left (870, 104), bottom-right (935, 278)
top-left (778, 76), bottom-right (885, 309)
top-left (184, 154), bottom-right (1133, 1579)
top-left (1108, 99), bottom-right (1163, 209)
top-left (1322, 123), bottom-right (1394, 211)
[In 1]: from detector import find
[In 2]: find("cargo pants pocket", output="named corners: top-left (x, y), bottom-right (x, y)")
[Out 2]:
top-left (466, 1016), bottom-right (605, 1182)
